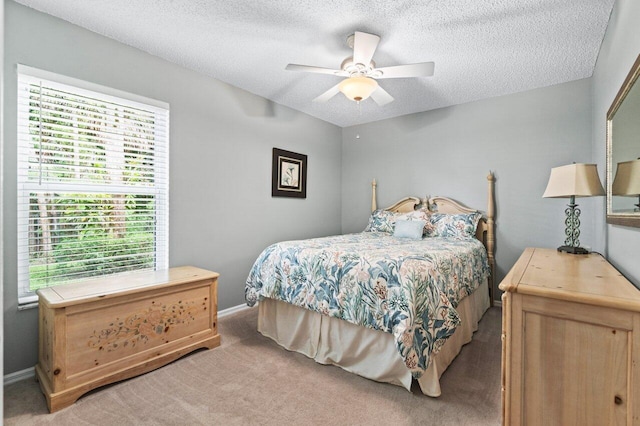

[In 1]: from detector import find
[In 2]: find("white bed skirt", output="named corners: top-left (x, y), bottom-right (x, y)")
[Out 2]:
top-left (258, 279), bottom-right (490, 396)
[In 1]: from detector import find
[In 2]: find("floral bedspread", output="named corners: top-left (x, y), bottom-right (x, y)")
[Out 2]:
top-left (245, 233), bottom-right (490, 378)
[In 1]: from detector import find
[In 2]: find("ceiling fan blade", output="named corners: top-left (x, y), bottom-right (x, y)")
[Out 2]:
top-left (286, 64), bottom-right (348, 76)
top-left (353, 31), bottom-right (380, 66)
top-left (370, 86), bottom-right (394, 106)
top-left (313, 83), bottom-right (342, 103)
top-left (374, 62), bottom-right (435, 79)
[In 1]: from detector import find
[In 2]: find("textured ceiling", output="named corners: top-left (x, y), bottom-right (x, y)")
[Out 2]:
top-left (14, 0), bottom-right (615, 127)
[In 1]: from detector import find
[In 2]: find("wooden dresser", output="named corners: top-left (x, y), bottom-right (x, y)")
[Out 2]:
top-left (36, 266), bottom-right (220, 412)
top-left (500, 248), bottom-right (640, 425)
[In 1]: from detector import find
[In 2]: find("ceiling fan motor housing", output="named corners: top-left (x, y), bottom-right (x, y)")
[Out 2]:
top-left (340, 57), bottom-right (382, 78)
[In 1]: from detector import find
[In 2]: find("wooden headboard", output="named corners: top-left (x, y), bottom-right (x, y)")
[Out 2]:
top-left (370, 180), bottom-right (423, 213)
top-left (370, 173), bottom-right (496, 304)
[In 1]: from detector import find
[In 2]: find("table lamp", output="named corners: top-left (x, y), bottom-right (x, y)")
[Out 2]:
top-left (612, 159), bottom-right (640, 212)
top-left (542, 163), bottom-right (605, 254)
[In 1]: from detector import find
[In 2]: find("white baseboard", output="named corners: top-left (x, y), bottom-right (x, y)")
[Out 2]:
top-left (218, 303), bottom-right (254, 318)
top-left (493, 299), bottom-right (502, 308)
top-left (4, 366), bottom-right (35, 386)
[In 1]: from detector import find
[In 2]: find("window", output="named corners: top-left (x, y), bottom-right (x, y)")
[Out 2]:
top-left (17, 66), bottom-right (169, 305)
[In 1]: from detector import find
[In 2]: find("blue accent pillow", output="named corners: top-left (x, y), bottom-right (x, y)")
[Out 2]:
top-left (393, 220), bottom-right (426, 239)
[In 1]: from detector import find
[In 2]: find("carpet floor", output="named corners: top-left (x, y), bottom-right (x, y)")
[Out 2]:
top-left (4, 306), bottom-right (502, 425)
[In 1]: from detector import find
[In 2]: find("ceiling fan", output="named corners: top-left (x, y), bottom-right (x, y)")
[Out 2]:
top-left (285, 31), bottom-right (435, 106)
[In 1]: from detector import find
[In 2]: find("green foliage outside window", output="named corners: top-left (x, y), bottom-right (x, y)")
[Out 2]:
top-left (28, 193), bottom-right (157, 290)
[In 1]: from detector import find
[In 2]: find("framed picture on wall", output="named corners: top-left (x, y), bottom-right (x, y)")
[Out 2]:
top-left (272, 148), bottom-right (307, 198)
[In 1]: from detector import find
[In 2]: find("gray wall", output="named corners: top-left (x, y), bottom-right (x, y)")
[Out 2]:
top-left (341, 78), bottom-right (595, 297)
top-left (592, 0), bottom-right (640, 286)
top-left (1, 0), bottom-right (5, 412)
top-left (3, 1), bottom-right (342, 374)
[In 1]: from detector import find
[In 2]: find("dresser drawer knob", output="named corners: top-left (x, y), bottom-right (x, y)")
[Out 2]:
top-left (615, 395), bottom-right (623, 405)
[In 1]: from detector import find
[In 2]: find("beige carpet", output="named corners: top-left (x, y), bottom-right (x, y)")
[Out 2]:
top-left (4, 306), bottom-right (502, 425)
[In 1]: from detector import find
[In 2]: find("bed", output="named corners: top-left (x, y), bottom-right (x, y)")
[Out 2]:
top-left (245, 174), bottom-right (496, 396)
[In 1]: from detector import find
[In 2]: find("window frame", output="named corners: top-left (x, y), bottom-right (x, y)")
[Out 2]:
top-left (16, 65), bottom-right (169, 305)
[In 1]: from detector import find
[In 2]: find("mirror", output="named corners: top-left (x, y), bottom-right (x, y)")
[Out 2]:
top-left (607, 54), bottom-right (640, 227)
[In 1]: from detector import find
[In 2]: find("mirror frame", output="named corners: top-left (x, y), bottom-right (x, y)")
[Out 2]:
top-left (606, 54), bottom-right (640, 228)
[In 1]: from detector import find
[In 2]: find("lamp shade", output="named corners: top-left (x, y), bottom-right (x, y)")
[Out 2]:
top-left (542, 163), bottom-right (605, 198)
top-left (612, 159), bottom-right (640, 196)
top-left (339, 76), bottom-right (378, 102)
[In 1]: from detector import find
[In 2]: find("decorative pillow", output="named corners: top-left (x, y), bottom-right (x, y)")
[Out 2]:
top-left (397, 210), bottom-right (430, 223)
top-left (364, 210), bottom-right (396, 233)
top-left (424, 212), bottom-right (481, 239)
top-left (393, 219), bottom-right (426, 239)
top-left (364, 209), bottom-right (430, 234)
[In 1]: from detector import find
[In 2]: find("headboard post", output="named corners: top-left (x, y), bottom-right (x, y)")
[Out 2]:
top-left (486, 172), bottom-right (496, 305)
top-left (371, 179), bottom-right (377, 212)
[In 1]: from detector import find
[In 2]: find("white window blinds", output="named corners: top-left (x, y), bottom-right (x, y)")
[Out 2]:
top-left (17, 66), bottom-right (169, 305)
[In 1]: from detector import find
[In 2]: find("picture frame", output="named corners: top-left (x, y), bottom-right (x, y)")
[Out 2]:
top-left (272, 148), bottom-right (307, 198)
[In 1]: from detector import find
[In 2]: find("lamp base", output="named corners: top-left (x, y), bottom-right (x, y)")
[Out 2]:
top-left (557, 245), bottom-right (590, 255)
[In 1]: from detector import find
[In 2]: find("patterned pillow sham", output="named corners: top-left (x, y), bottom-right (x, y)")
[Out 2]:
top-left (424, 212), bottom-right (481, 239)
top-left (364, 209), bottom-right (430, 234)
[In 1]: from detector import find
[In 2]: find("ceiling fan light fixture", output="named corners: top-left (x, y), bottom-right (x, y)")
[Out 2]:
top-left (338, 76), bottom-right (378, 102)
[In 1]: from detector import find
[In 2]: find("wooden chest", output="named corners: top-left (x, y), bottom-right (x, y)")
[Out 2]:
top-left (35, 266), bottom-right (220, 412)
